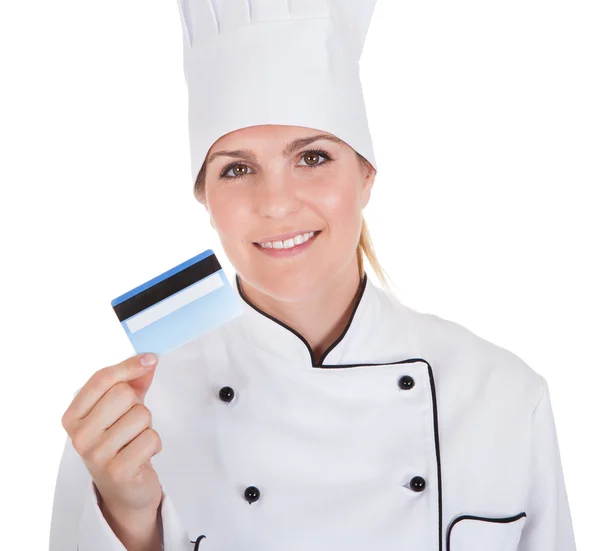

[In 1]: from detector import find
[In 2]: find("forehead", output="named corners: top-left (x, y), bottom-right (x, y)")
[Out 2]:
top-left (210, 124), bottom-right (339, 150)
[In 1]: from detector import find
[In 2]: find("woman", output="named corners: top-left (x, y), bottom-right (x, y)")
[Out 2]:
top-left (50, 1), bottom-right (576, 550)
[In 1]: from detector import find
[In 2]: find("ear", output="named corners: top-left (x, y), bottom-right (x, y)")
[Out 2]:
top-left (360, 166), bottom-right (376, 209)
top-left (195, 186), bottom-right (209, 209)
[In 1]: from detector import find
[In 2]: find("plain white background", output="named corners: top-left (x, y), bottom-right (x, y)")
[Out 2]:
top-left (0, 0), bottom-right (597, 547)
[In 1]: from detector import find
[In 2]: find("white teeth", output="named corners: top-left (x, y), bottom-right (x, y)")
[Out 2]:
top-left (259, 231), bottom-right (316, 249)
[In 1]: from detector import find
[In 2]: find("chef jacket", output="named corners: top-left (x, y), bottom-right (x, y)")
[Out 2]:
top-left (49, 272), bottom-right (577, 551)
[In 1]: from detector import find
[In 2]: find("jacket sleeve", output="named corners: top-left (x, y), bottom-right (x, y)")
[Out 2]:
top-left (517, 375), bottom-right (577, 550)
top-left (49, 394), bottom-right (194, 550)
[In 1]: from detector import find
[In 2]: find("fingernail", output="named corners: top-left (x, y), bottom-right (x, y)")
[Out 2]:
top-left (139, 353), bottom-right (158, 367)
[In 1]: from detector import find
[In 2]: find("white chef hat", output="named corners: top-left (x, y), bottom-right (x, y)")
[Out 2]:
top-left (175, 0), bottom-right (379, 188)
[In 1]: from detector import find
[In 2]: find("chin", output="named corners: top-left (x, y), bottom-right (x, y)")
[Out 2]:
top-left (253, 268), bottom-right (322, 301)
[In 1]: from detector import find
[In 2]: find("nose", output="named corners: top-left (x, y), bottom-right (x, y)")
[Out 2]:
top-left (256, 171), bottom-right (301, 219)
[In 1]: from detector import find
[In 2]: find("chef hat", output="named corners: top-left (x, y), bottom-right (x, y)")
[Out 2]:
top-left (175, 0), bottom-right (379, 188)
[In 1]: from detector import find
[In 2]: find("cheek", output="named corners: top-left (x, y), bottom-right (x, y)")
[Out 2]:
top-left (308, 179), bottom-right (362, 229)
top-left (207, 188), bottom-right (249, 241)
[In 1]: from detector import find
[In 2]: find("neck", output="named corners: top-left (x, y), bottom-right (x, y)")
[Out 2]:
top-left (238, 263), bottom-right (364, 364)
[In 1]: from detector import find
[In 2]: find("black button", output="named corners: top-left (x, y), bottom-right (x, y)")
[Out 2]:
top-left (244, 486), bottom-right (261, 503)
top-left (409, 476), bottom-right (426, 492)
top-left (219, 386), bottom-right (235, 402)
top-left (398, 375), bottom-right (415, 390)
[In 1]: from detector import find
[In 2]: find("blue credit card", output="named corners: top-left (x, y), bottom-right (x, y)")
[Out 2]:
top-left (111, 249), bottom-right (243, 357)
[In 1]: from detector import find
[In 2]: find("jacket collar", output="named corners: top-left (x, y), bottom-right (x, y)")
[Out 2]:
top-left (230, 271), bottom-right (387, 368)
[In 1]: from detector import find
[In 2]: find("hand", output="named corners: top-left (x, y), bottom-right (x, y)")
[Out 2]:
top-left (62, 353), bottom-right (163, 517)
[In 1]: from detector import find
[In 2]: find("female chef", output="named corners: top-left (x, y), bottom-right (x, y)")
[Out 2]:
top-left (49, 1), bottom-right (577, 550)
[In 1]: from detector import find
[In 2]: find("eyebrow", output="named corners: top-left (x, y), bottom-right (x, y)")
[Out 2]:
top-left (206, 133), bottom-right (344, 167)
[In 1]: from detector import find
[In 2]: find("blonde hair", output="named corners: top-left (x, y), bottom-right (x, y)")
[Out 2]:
top-left (193, 149), bottom-right (393, 293)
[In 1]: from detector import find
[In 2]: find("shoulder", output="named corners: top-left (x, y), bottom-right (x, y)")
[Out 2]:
top-left (390, 295), bottom-right (546, 408)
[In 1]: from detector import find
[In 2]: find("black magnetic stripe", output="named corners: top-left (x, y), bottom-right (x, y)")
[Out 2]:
top-left (113, 253), bottom-right (221, 321)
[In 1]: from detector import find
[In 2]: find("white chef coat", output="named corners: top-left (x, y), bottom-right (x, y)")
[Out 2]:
top-left (49, 272), bottom-right (577, 551)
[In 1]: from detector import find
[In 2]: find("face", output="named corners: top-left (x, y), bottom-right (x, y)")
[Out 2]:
top-left (199, 124), bottom-right (375, 302)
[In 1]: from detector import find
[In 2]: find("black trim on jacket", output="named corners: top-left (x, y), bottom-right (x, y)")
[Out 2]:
top-left (235, 271), bottom-right (368, 367)
top-left (235, 273), bottom-right (443, 549)
top-left (446, 512), bottom-right (527, 551)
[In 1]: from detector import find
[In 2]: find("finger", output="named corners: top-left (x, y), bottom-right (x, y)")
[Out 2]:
top-left (64, 353), bottom-right (158, 426)
top-left (74, 382), bottom-right (142, 452)
top-left (110, 428), bottom-right (162, 481)
top-left (92, 404), bottom-right (153, 466)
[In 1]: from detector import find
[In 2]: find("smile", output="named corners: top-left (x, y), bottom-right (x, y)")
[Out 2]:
top-left (253, 231), bottom-right (322, 257)
top-left (258, 231), bottom-right (318, 249)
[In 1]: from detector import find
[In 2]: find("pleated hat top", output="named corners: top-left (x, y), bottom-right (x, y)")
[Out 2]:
top-left (175, 0), bottom-right (379, 188)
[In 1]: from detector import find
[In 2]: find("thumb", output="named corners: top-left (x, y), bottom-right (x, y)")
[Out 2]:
top-left (128, 353), bottom-right (159, 403)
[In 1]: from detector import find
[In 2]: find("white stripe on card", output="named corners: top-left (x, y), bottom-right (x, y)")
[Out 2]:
top-left (125, 272), bottom-right (224, 333)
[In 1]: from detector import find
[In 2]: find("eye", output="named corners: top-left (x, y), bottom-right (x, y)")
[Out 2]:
top-left (219, 163), bottom-right (255, 180)
top-left (298, 149), bottom-right (333, 169)
top-left (218, 149), bottom-right (334, 180)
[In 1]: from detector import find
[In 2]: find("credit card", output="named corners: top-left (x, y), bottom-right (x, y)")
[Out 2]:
top-left (111, 249), bottom-right (243, 357)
